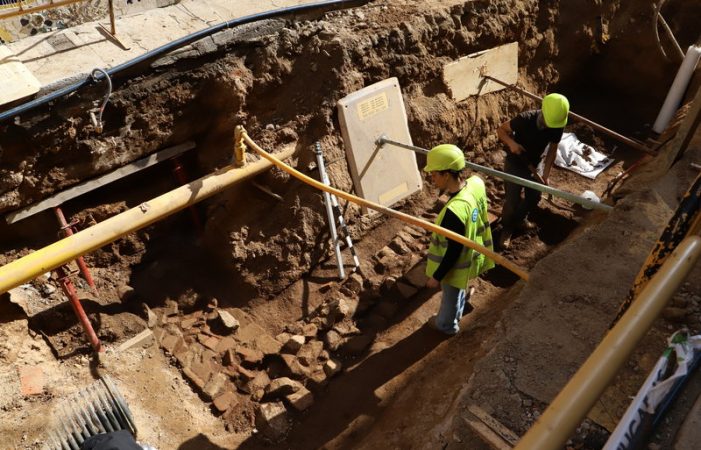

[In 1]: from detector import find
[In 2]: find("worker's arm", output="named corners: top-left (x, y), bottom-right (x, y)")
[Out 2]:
top-left (427, 209), bottom-right (466, 288)
top-left (497, 120), bottom-right (526, 155)
top-left (541, 141), bottom-right (559, 184)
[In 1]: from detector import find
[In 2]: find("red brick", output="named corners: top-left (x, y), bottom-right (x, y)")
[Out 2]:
top-left (236, 346), bottom-right (264, 365)
top-left (213, 391), bottom-right (237, 412)
top-left (190, 360), bottom-right (212, 385)
top-left (161, 333), bottom-right (179, 354)
top-left (216, 337), bottom-right (236, 354)
top-left (223, 349), bottom-right (237, 366)
top-left (183, 368), bottom-right (206, 390)
top-left (18, 366), bottom-right (44, 396)
top-left (203, 336), bottom-right (220, 352)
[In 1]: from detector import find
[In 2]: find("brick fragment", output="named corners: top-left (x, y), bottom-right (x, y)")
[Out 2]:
top-left (203, 372), bottom-right (228, 400)
top-left (213, 391), bottom-right (237, 412)
top-left (161, 333), bottom-right (179, 354)
top-left (216, 337), bottom-right (236, 354)
top-left (18, 366), bottom-right (44, 396)
top-left (236, 346), bottom-right (264, 365)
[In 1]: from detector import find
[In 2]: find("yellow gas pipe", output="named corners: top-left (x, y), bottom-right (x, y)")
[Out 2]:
top-left (241, 132), bottom-right (529, 281)
top-left (0, 147), bottom-right (295, 294)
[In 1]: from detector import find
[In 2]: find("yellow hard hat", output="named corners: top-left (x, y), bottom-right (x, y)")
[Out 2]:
top-left (542, 93), bottom-right (570, 128)
top-left (423, 144), bottom-right (465, 172)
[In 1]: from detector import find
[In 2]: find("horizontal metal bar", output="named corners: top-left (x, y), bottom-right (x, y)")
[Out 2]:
top-left (377, 136), bottom-right (613, 211)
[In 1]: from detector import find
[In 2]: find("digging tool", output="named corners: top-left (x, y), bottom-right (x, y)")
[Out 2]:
top-left (480, 73), bottom-right (654, 155)
top-left (376, 136), bottom-right (612, 212)
top-left (46, 375), bottom-right (138, 450)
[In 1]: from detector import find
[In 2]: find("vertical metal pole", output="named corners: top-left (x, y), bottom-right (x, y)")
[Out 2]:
top-left (171, 158), bottom-right (204, 233)
top-left (315, 143), bottom-right (345, 279)
top-left (54, 207), bottom-right (96, 291)
top-left (57, 266), bottom-right (102, 353)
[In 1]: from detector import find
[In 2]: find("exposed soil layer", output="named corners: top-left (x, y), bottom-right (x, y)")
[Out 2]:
top-left (1, 1), bottom-right (701, 449)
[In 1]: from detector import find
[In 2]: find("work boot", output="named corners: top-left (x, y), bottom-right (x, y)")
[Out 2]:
top-left (497, 227), bottom-right (512, 250)
top-left (519, 219), bottom-right (537, 231)
top-left (428, 315), bottom-right (458, 336)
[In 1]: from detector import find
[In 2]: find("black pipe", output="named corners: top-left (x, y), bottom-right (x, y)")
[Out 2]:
top-left (0, 0), bottom-right (368, 124)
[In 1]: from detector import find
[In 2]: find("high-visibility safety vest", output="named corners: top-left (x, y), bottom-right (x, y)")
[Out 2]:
top-left (425, 175), bottom-right (495, 289)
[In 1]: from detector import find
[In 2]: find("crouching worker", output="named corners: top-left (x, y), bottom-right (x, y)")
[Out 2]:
top-left (423, 144), bottom-right (495, 335)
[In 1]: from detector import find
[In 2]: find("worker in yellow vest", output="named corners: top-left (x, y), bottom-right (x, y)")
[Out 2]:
top-left (424, 144), bottom-right (495, 335)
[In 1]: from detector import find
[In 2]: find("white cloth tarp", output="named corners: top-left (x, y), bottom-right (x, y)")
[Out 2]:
top-left (538, 132), bottom-right (614, 179)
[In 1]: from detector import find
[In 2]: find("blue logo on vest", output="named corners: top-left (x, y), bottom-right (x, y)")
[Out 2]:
top-left (471, 208), bottom-right (479, 223)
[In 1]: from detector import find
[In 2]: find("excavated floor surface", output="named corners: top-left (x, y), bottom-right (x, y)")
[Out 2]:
top-left (1, 0), bottom-right (701, 449)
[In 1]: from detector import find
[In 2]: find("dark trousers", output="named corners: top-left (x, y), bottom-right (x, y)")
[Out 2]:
top-left (501, 154), bottom-right (541, 230)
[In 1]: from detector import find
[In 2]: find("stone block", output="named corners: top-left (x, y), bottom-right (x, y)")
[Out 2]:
top-left (323, 330), bottom-right (345, 352)
top-left (164, 300), bottom-right (179, 317)
top-left (223, 349), bottom-right (237, 367)
top-left (280, 354), bottom-right (311, 380)
top-left (297, 341), bottom-right (324, 367)
top-left (284, 335), bottom-right (305, 353)
top-left (286, 387), bottom-right (314, 411)
top-left (301, 323), bottom-right (318, 338)
top-left (404, 262), bottom-right (428, 287)
top-left (343, 273), bottom-right (364, 294)
top-left (175, 348), bottom-right (195, 369)
top-left (265, 377), bottom-right (303, 398)
top-left (389, 236), bottom-right (411, 255)
top-left (323, 359), bottom-right (342, 378)
top-left (201, 335), bottom-right (221, 352)
top-left (255, 402), bottom-right (289, 441)
top-left (219, 310), bottom-right (240, 330)
top-left (276, 332), bottom-right (291, 344)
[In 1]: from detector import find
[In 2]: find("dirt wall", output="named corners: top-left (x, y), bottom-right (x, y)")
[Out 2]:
top-left (0, 0), bottom-right (678, 298)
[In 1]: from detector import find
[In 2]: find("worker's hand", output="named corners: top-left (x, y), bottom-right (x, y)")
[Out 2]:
top-left (509, 143), bottom-right (526, 155)
top-left (426, 277), bottom-right (440, 289)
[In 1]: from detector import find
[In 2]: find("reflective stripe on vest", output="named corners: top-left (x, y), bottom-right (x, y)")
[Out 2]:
top-left (425, 175), bottom-right (495, 289)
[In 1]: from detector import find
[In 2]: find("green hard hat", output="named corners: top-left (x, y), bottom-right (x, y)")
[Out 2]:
top-left (542, 93), bottom-right (570, 128)
top-left (423, 144), bottom-right (465, 172)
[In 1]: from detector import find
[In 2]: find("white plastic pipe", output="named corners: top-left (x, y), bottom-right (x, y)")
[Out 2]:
top-left (653, 45), bottom-right (701, 134)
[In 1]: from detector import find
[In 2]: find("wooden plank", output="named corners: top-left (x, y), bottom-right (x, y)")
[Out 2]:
top-left (443, 42), bottom-right (518, 101)
top-left (468, 404), bottom-right (520, 446)
top-left (464, 416), bottom-right (513, 450)
top-left (0, 46), bottom-right (41, 106)
top-left (5, 141), bottom-right (196, 224)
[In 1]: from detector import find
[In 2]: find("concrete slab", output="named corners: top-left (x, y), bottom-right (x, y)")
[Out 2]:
top-left (337, 77), bottom-right (423, 209)
top-left (3, 0), bottom-right (326, 97)
top-left (443, 42), bottom-right (518, 101)
top-left (0, 45), bottom-right (40, 104)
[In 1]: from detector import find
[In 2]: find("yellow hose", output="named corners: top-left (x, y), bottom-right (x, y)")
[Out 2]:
top-left (242, 134), bottom-right (529, 281)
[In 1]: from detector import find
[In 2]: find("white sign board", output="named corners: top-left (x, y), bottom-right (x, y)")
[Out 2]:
top-left (337, 78), bottom-right (422, 209)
